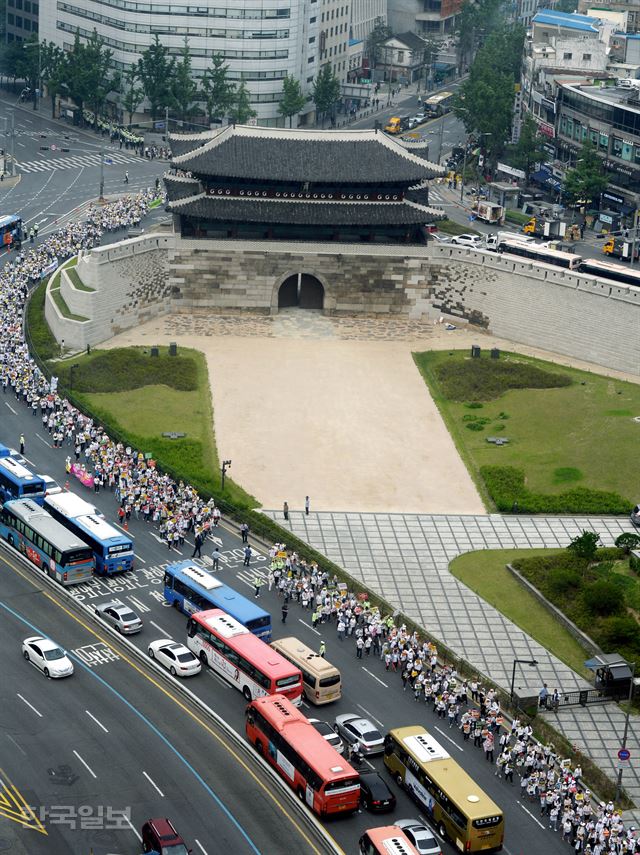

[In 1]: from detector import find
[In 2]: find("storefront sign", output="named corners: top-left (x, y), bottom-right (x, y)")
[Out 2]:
top-left (602, 191), bottom-right (625, 205)
top-left (538, 122), bottom-right (555, 139)
top-left (497, 163), bottom-right (526, 179)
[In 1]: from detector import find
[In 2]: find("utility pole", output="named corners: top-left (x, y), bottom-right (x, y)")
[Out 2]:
top-left (165, 105), bottom-right (170, 136)
top-left (438, 114), bottom-right (445, 165)
top-left (8, 110), bottom-right (15, 177)
top-left (99, 149), bottom-right (105, 202)
top-left (629, 207), bottom-right (639, 268)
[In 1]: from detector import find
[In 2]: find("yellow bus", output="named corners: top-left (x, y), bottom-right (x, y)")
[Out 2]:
top-left (384, 726), bottom-right (504, 852)
top-left (270, 636), bottom-right (341, 704)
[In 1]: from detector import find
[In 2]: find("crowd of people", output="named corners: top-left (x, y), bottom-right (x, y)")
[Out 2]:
top-left (0, 191), bottom-right (637, 853)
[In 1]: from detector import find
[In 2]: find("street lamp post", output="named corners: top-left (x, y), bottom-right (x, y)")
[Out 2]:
top-left (221, 459), bottom-right (232, 491)
top-left (510, 658), bottom-right (539, 705)
top-left (99, 150), bottom-right (105, 202)
top-left (615, 660), bottom-right (636, 803)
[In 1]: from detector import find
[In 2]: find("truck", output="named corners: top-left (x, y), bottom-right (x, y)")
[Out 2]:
top-left (486, 230), bottom-right (534, 250)
top-left (475, 201), bottom-right (504, 225)
top-left (522, 216), bottom-right (566, 240)
top-left (602, 236), bottom-right (639, 262)
top-left (384, 117), bottom-right (403, 134)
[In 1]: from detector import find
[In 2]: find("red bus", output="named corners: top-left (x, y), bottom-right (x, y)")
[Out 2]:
top-left (245, 695), bottom-right (361, 816)
top-left (186, 609), bottom-right (302, 704)
top-left (359, 826), bottom-right (421, 855)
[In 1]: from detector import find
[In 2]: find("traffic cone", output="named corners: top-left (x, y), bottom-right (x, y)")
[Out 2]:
top-left (123, 521), bottom-right (128, 531)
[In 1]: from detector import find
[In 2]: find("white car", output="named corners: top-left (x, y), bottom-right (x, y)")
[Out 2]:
top-left (450, 233), bottom-right (484, 248)
top-left (39, 474), bottom-right (62, 495)
top-left (309, 718), bottom-right (344, 754)
top-left (94, 599), bottom-right (143, 634)
top-left (148, 639), bottom-right (201, 677)
top-left (334, 713), bottom-right (384, 755)
top-left (410, 113), bottom-right (427, 127)
top-left (396, 819), bottom-right (442, 855)
top-left (429, 233), bottom-right (451, 244)
top-left (22, 635), bottom-right (74, 678)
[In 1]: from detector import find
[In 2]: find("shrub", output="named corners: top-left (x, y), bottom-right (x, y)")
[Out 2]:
top-left (616, 533), bottom-right (640, 554)
top-left (466, 421), bottom-right (485, 431)
top-left (497, 412), bottom-right (510, 420)
top-left (568, 531), bottom-right (601, 561)
top-left (26, 279), bottom-right (59, 362)
top-left (599, 615), bottom-right (639, 648)
top-left (55, 348), bottom-right (199, 393)
top-left (631, 553), bottom-right (640, 574)
top-left (582, 580), bottom-right (624, 615)
top-left (465, 402), bottom-right (484, 409)
top-left (434, 358), bottom-right (572, 402)
top-left (547, 567), bottom-right (581, 596)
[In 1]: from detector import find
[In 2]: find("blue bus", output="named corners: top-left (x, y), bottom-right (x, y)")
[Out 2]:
top-left (0, 499), bottom-right (94, 585)
top-left (44, 492), bottom-right (133, 575)
top-left (0, 456), bottom-right (46, 505)
top-left (163, 560), bottom-right (272, 641)
top-left (0, 214), bottom-right (23, 249)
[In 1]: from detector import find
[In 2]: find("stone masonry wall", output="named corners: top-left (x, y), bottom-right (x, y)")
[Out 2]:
top-left (43, 235), bottom-right (640, 375)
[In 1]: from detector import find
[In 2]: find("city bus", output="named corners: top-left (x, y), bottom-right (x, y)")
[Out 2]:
top-left (44, 493), bottom-right (133, 575)
top-left (384, 725), bottom-right (504, 852)
top-left (578, 257), bottom-right (640, 288)
top-left (0, 457), bottom-right (46, 505)
top-left (424, 91), bottom-right (454, 117)
top-left (186, 608), bottom-right (302, 704)
top-left (164, 560), bottom-right (272, 640)
top-left (497, 238), bottom-right (582, 270)
top-left (0, 214), bottom-right (23, 249)
top-left (359, 826), bottom-right (421, 855)
top-left (270, 636), bottom-right (341, 704)
top-left (0, 499), bottom-right (94, 585)
top-left (245, 695), bottom-right (360, 816)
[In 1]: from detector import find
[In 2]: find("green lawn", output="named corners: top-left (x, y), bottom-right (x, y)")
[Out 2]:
top-left (450, 549), bottom-right (592, 678)
top-left (414, 350), bottom-right (639, 511)
top-left (62, 347), bottom-right (256, 508)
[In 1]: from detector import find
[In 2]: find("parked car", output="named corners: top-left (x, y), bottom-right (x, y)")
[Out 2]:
top-left (631, 504), bottom-right (640, 527)
top-left (141, 817), bottom-right (191, 854)
top-left (358, 770), bottom-right (396, 812)
top-left (94, 599), bottom-right (143, 634)
top-left (450, 233), bottom-right (484, 248)
top-left (429, 233), bottom-right (450, 243)
top-left (334, 714), bottom-right (384, 755)
top-left (22, 635), bottom-right (74, 678)
top-left (39, 474), bottom-right (62, 495)
top-left (396, 819), bottom-right (442, 854)
top-left (148, 639), bottom-right (201, 677)
top-left (309, 718), bottom-right (344, 754)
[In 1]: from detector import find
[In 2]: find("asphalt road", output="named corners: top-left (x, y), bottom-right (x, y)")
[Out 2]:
top-left (0, 545), bottom-right (336, 855)
top-left (0, 95), bottom-right (166, 246)
top-left (0, 405), bottom-right (569, 855)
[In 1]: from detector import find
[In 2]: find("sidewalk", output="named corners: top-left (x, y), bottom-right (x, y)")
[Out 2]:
top-left (265, 509), bottom-right (640, 812)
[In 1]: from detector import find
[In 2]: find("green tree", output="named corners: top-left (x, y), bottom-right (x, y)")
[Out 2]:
top-left (172, 36), bottom-right (199, 123)
top-left (365, 17), bottom-right (392, 68)
top-left (138, 34), bottom-right (176, 121)
top-left (40, 42), bottom-right (69, 119)
top-left (563, 140), bottom-right (608, 206)
top-left (313, 63), bottom-right (341, 127)
top-left (278, 75), bottom-right (306, 127)
top-left (14, 34), bottom-right (40, 106)
top-left (0, 42), bottom-right (24, 85)
top-left (121, 65), bottom-right (143, 125)
top-left (615, 532), bottom-right (640, 554)
top-left (200, 53), bottom-right (235, 124)
top-left (555, 0), bottom-right (577, 11)
top-left (81, 30), bottom-right (117, 125)
top-left (228, 81), bottom-right (256, 124)
top-left (456, 0), bottom-right (502, 72)
top-left (567, 530), bottom-right (601, 561)
top-left (505, 114), bottom-right (549, 180)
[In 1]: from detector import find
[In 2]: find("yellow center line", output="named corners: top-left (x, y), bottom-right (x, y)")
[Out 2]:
top-left (1, 552), bottom-right (344, 855)
top-left (0, 767), bottom-right (47, 834)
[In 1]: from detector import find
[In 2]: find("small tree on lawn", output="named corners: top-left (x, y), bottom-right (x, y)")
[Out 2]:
top-left (567, 530), bottom-right (600, 562)
top-left (615, 532), bottom-right (640, 555)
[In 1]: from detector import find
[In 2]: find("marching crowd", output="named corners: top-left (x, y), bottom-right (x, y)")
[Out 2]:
top-left (0, 192), bottom-right (638, 853)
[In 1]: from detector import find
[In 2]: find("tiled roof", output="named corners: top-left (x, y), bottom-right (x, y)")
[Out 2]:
top-left (171, 125), bottom-right (444, 184)
top-left (169, 129), bottom-right (220, 157)
top-left (166, 193), bottom-right (445, 225)
top-left (164, 174), bottom-right (202, 201)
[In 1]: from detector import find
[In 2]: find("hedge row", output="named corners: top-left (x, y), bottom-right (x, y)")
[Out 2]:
top-left (481, 465), bottom-right (630, 514)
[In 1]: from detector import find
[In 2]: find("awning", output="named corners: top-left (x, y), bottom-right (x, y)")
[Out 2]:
top-left (530, 169), bottom-right (562, 190)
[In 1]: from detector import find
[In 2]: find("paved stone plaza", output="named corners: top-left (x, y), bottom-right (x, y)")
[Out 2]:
top-left (264, 509), bottom-right (640, 808)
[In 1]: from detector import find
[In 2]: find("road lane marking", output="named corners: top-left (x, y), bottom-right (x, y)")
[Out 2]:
top-left (0, 562), bottom-right (333, 855)
top-left (85, 710), bottom-right (109, 732)
top-left (361, 667), bottom-right (388, 688)
top-left (298, 618), bottom-right (321, 636)
top-left (356, 704), bottom-right (384, 729)
top-left (0, 765), bottom-right (47, 834)
top-left (123, 811), bottom-right (142, 842)
top-left (5, 734), bottom-right (27, 755)
top-left (195, 841), bottom-right (209, 855)
top-left (73, 749), bottom-right (97, 779)
top-left (433, 726), bottom-right (465, 753)
top-left (143, 770), bottom-right (165, 796)
top-left (17, 693), bottom-right (43, 718)
top-left (150, 620), bottom-right (173, 638)
top-left (4, 402), bottom-right (16, 414)
top-left (36, 433), bottom-right (52, 448)
top-left (517, 801), bottom-right (546, 829)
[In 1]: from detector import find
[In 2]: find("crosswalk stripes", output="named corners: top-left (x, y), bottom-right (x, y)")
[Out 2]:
top-left (17, 151), bottom-right (140, 174)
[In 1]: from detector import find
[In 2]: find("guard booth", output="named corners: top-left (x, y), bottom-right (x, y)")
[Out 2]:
top-left (585, 653), bottom-right (635, 701)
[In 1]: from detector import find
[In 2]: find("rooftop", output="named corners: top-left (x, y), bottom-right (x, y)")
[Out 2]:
top-left (533, 9), bottom-right (601, 32)
top-left (170, 125), bottom-right (444, 184)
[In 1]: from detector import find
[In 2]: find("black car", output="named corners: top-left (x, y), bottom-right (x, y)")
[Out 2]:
top-left (359, 770), bottom-right (396, 812)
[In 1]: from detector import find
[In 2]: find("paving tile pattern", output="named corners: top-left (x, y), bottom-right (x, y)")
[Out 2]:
top-left (263, 511), bottom-right (639, 804)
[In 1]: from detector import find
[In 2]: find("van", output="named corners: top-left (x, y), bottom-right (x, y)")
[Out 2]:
top-left (617, 78), bottom-right (640, 89)
top-left (270, 636), bottom-right (341, 704)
